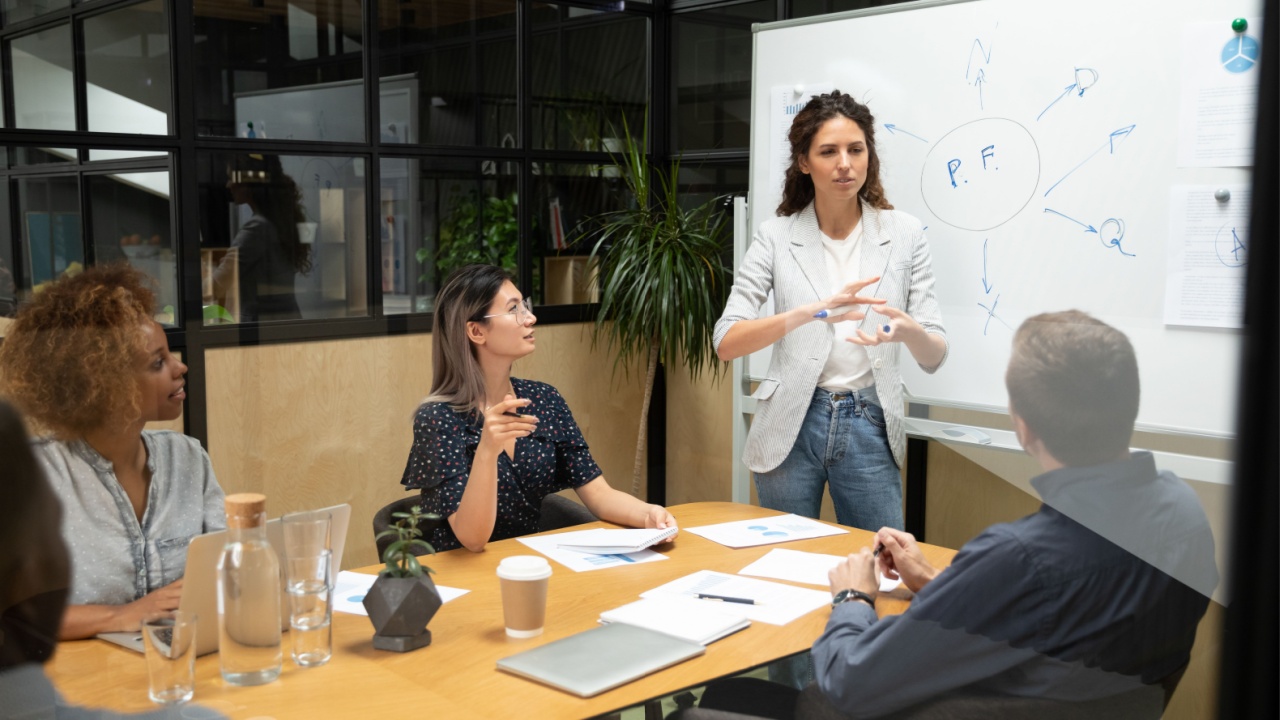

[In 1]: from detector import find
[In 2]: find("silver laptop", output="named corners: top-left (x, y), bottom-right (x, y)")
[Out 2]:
top-left (98, 503), bottom-right (351, 656)
top-left (496, 622), bottom-right (705, 697)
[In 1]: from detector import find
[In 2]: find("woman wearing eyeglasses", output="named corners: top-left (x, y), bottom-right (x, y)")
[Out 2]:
top-left (400, 264), bottom-right (677, 552)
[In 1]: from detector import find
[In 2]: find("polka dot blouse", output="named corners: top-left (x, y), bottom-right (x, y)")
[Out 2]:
top-left (400, 377), bottom-right (602, 552)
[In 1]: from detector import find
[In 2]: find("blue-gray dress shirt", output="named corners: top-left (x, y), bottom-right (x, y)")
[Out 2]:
top-left (32, 431), bottom-right (227, 606)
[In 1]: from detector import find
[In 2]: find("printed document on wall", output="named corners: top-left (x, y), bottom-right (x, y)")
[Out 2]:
top-left (1164, 185), bottom-right (1249, 328)
top-left (1177, 20), bottom-right (1263, 167)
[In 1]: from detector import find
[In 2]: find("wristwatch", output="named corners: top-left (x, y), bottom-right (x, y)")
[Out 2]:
top-left (831, 588), bottom-right (875, 609)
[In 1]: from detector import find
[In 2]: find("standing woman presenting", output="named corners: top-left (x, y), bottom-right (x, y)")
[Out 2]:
top-left (715, 91), bottom-right (947, 531)
top-left (401, 264), bottom-right (676, 552)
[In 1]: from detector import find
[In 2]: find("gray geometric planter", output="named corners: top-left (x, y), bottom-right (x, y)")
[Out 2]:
top-left (362, 574), bottom-right (442, 652)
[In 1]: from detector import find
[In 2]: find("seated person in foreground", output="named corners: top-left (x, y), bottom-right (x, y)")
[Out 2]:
top-left (0, 400), bottom-right (225, 719)
top-left (400, 264), bottom-right (677, 552)
top-left (0, 265), bottom-right (226, 640)
top-left (812, 310), bottom-right (1219, 717)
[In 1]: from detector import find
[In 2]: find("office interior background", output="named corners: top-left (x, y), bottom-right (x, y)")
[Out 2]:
top-left (0, 1), bottom-right (1273, 718)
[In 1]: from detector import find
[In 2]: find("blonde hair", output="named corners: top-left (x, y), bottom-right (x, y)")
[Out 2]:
top-left (424, 264), bottom-right (513, 417)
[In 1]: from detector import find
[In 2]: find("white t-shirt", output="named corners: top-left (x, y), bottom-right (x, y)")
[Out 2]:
top-left (817, 222), bottom-right (874, 391)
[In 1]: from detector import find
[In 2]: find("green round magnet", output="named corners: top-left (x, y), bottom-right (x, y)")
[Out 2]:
top-left (1232, 18), bottom-right (1248, 33)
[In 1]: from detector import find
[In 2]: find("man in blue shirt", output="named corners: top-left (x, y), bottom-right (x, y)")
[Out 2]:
top-left (812, 310), bottom-right (1218, 718)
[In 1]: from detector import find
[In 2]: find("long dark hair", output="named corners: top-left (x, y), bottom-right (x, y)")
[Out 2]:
top-left (229, 154), bottom-right (312, 274)
top-left (425, 264), bottom-right (514, 416)
top-left (777, 90), bottom-right (893, 216)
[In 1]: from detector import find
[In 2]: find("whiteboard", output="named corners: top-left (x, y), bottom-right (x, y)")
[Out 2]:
top-left (748, 0), bottom-right (1261, 438)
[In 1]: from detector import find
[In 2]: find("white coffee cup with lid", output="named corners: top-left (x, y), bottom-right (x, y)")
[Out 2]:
top-left (496, 556), bottom-right (552, 638)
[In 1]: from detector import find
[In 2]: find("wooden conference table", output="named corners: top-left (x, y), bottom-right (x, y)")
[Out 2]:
top-left (48, 502), bottom-right (957, 719)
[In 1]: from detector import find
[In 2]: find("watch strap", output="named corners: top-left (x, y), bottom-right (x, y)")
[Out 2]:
top-left (833, 589), bottom-right (876, 608)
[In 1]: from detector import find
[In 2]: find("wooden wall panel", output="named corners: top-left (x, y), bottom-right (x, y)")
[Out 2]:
top-left (665, 362), bottom-right (734, 505)
top-left (204, 324), bottom-right (643, 570)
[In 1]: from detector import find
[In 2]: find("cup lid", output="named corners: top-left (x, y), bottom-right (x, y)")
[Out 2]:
top-left (497, 555), bottom-right (552, 580)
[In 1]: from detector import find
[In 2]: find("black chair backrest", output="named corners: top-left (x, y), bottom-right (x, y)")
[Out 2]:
top-left (372, 495), bottom-right (442, 561)
top-left (538, 493), bottom-right (596, 532)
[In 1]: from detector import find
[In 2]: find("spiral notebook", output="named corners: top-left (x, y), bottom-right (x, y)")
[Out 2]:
top-left (555, 526), bottom-right (677, 554)
top-left (599, 597), bottom-right (750, 645)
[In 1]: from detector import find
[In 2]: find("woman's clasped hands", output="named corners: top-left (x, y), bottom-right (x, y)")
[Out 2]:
top-left (846, 304), bottom-right (927, 347)
top-left (811, 275), bottom-right (886, 324)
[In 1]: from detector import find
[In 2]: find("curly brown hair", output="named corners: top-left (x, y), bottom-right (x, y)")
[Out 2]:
top-left (0, 264), bottom-right (156, 439)
top-left (777, 90), bottom-right (893, 216)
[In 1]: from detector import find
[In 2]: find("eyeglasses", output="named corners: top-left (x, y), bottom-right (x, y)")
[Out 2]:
top-left (481, 297), bottom-right (535, 322)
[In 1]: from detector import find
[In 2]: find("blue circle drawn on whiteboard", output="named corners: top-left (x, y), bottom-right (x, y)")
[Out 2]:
top-left (1214, 222), bottom-right (1248, 268)
top-left (921, 118), bottom-right (1041, 232)
top-left (1221, 35), bottom-right (1260, 74)
top-left (349, 594), bottom-right (365, 602)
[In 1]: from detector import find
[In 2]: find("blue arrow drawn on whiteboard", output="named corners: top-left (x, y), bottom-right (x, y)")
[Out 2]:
top-left (1037, 83), bottom-right (1079, 121)
top-left (1036, 68), bottom-right (1100, 121)
top-left (981, 239), bottom-right (993, 294)
top-left (884, 124), bottom-right (929, 143)
top-left (1042, 208), bottom-right (1098, 233)
top-left (1043, 124), bottom-right (1136, 197)
top-left (973, 69), bottom-right (987, 110)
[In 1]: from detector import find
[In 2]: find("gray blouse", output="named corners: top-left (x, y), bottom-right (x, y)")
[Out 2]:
top-left (33, 430), bottom-right (227, 606)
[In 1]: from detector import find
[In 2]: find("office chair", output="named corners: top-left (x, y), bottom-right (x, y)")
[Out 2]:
top-left (538, 493), bottom-right (597, 531)
top-left (372, 495), bottom-right (442, 560)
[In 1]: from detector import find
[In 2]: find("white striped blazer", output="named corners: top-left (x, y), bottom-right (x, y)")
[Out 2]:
top-left (713, 201), bottom-right (948, 473)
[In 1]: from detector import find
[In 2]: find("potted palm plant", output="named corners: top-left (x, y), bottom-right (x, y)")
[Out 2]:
top-left (576, 119), bottom-right (732, 496)
top-left (363, 504), bottom-right (443, 652)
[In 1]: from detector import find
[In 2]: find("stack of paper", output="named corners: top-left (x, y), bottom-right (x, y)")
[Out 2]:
top-left (517, 530), bottom-right (669, 572)
top-left (557, 527), bottom-right (677, 554)
top-left (600, 596), bottom-right (750, 645)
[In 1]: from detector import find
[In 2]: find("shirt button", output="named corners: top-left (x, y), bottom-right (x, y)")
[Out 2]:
top-left (873, 359), bottom-right (884, 370)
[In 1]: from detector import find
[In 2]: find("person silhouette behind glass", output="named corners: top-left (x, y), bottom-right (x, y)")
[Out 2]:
top-left (214, 154), bottom-right (311, 322)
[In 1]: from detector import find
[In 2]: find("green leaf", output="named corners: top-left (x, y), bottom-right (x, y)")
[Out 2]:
top-left (572, 115), bottom-right (732, 494)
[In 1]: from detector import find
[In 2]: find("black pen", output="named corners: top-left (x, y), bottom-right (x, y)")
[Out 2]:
top-left (872, 543), bottom-right (886, 558)
top-left (696, 593), bottom-right (759, 605)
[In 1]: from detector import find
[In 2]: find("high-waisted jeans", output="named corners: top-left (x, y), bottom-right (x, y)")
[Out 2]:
top-left (755, 385), bottom-right (904, 532)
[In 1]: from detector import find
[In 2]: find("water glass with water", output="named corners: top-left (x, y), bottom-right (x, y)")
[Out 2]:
top-left (142, 611), bottom-right (198, 705)
top-left (286, 550), bottom-right (333, 667)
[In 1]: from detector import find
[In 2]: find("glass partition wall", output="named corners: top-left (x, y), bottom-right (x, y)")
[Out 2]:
top-left (1, 0), bottom-right (656, 330)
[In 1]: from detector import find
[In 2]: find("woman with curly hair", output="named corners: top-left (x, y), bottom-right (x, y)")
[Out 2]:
top-left (0, 264), bottom-right (225, 640)
top-left (715, 91), bottom-right (948, 534)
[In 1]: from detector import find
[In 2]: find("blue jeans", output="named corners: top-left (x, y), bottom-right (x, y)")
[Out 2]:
top-left (756, 386), bottom-right (904, 690)
top-left (755, 386), bottom-right (904, 532)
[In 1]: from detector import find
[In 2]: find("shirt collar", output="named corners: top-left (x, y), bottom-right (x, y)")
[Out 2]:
top-left (67, 433), bottom-right (158, 475)
top-left (1029, 451), bottom-right (1157, 505)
